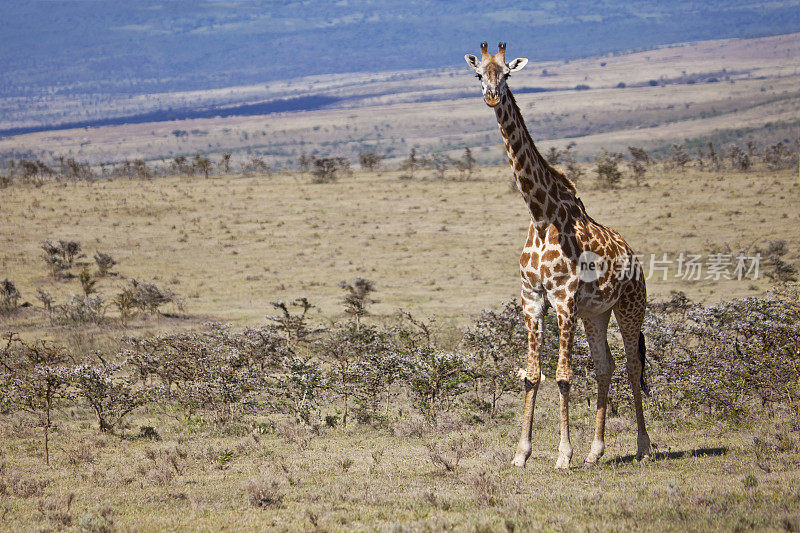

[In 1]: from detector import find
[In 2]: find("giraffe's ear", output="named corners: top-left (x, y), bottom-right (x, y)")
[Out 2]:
top-left (507, 57), bottom-right (528, 72)
top-left (464, 54), bottom-right (480, 71)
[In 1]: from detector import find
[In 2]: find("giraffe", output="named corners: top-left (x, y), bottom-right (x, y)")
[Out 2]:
top-left (465, 42), bottom-right (651, 469)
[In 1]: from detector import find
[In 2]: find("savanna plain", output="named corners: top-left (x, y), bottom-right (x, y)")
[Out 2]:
top-left (1, 34), bottom-right (800, 532)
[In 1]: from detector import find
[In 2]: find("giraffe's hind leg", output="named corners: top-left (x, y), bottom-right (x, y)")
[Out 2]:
top-left (614, 293), bottom-right (651, 461)
top-left (582, 310), bottom-right (614, 467)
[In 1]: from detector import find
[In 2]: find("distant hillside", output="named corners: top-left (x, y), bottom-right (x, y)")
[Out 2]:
top-left (2, 0), bottom-right (800, 98)
top-left (2, 32), bottom-right (797, 167)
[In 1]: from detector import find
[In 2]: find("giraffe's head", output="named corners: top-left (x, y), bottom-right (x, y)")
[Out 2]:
top-left (465, 42), bottom-right (528, 107)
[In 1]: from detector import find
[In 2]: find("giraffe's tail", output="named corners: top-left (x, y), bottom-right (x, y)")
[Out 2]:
top-left (638, 331), bottom-right (650, 397)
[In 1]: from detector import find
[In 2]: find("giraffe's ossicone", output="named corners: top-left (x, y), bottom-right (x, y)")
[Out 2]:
top-left (465, 42), bottom-right (651, 469)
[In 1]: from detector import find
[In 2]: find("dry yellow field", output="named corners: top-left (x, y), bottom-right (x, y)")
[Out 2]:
top-left (1, 164), bottom-right (797, 337)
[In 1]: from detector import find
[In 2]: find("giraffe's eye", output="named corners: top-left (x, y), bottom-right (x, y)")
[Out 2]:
top-left (475, 74), bottom-right (482, 79)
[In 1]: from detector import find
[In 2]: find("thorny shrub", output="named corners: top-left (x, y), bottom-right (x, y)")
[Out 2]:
top-left (644, 286), bottom-right (800, 420)
top-left (319, 321), bottom-right (402, 426)
top-left (0, 334), bottom-right (73, 464)
top-left (1, 286), bottom-right (798, 453)
top-left (0, 278), bottom-right (21, 315)
top-left (462, 300), bottom-right (527, 418)
top-left (126, 278), bottom-right (182, 315)
top-left (124, 325), bottom-right (266, 424)
top-left (56, 294), bottom-right (105, 325)
top-left (70, 354), bottom-right (150, 433)
top-left (41, 240), bottom-right (83, 278)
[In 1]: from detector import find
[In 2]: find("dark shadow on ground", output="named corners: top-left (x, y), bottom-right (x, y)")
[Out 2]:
top-left (607, 446), bottom-right (728, 465)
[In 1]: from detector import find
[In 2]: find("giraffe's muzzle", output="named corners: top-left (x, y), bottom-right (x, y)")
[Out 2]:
top-left (484, 91), bottom-right (501, 107)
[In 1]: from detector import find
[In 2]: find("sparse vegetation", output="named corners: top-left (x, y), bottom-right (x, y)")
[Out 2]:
top-left (93, 251), bottom-right (117, 277)
top-left (126, 278), bottom-right (181, 315)
top-left (193, 153), bottom-right (213, 179)
top-left (41, 240), bottom-right (83, 279)
top-left (358, 151), bottom-right (383, 171)
top-left (400, 148), bottom-right (423, 178)
top-left (2, 282), bottom-right (798, 527)
top-left (628, 146), bottom-right (652, 186)
top-left (311, 157), bottom-right (350, 183)
top-left (0, 279), bottom-right (21, 315)
top-left (594, 148), bottom-right (624, 188)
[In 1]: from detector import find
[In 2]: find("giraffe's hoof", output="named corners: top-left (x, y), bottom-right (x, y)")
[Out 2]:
top-left (636, 452), bottom-right (651, 463)
top-left (585, 440), bottom-right (605, 466)
top-left (512, 443), bottom-right (531, 468)
top-left (583, 454), bottom-right (602, 468)
top-left (555, 453), bottom-right (571, 470)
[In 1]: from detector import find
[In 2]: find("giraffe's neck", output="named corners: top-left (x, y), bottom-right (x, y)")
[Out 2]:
top-left (495, 89), bottom-right (576, 226)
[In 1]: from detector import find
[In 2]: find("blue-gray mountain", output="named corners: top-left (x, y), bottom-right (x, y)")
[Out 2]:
top-left (1, 1), bottom-right (799, 98)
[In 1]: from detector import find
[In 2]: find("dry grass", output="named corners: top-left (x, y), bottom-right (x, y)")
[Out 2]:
top-left (1, 165), bottom-right (797, 342)
top-left (0, 382), bottom-right (798, 531)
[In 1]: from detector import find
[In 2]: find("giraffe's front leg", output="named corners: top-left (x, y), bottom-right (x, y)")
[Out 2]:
top-left (554, 296), bottom-right (577, 470)
top-left (512, 286), bottom-right (547, 468)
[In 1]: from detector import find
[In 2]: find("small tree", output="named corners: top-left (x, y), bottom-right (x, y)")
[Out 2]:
top-left (463, 301), bottom-right (527, 418)
top-left (113, 287), bottom-right (136, 326)
top-left (298, 153), bottom-right (313, 174)
top-left (764, 142), bottom-right (796, 170)
top-left (36, 288), bottom-right (54, 322)
top-left (194, 153), bottom-right (213, 178)
top-left (133, 159), bottom-right (151, 179)
top-left (171, 156), bottom-right (191, 176)
top-left (0, 334), bottom-right (72, 464)
top-left (127, 278), bottom-right (181, 315)
top-left (400, 148), bottom-right (423, 178)
top-left (219, 152), bottom-right (232, 174)
top-left (729, 146), bottom-right (751, 170)
top-left (94, 251), bottom-right (117, 277)
top-left (267, 298), bottom-right (320, 346)
top-left (311, 158), bottom-right (338, 183)
top-left (57, 294), bottom-right (105, 325)
top-left (0, 279), bottom-right (21, 315)
top-left (78, 267), bottom-right (97, 297)
top-left (358, 151), bottom-right (383, 171)
top-left (338, 277), bottom-right (378, 329)
top-left (628, 146), bottom-right (652, 186)
top-left (244, 155), bottom-right (270, 175)
top-left (595, 148), bottom-right (624, 188)
top-left (562, 142), bottom-right (583, 184)
top-left (70, 355), bottom-right (149, 433)
top-left (695, 146), bottom-right (706, 170)
top-left (271, 354), bottom-right (325, 425)
top-left (462, 147), bottom-right (477, 178)
top-left (41, 240), bottom-right (83, 278)
top-left (707, 142), bottom-right (720, 171)
top-left (335, 157), bottom-right (351, 176)
top-left (668, 144), bottom-right (690, 170)
top-left (430, 153), bottom-right (451, 181)
top-left (64, 159), bottom-right (94, 181)
top-left (545, 146), bottom-right (563, 166)
top-left (758, 240), bottom-right (798, 282)
top-left (320, 322), bottom-right (397, 427)
top-left (405, 347), bottom-right (469, 424)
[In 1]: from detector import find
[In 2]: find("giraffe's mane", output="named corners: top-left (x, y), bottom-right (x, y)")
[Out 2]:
top-left (506, 90), bottom-right (577, 196)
